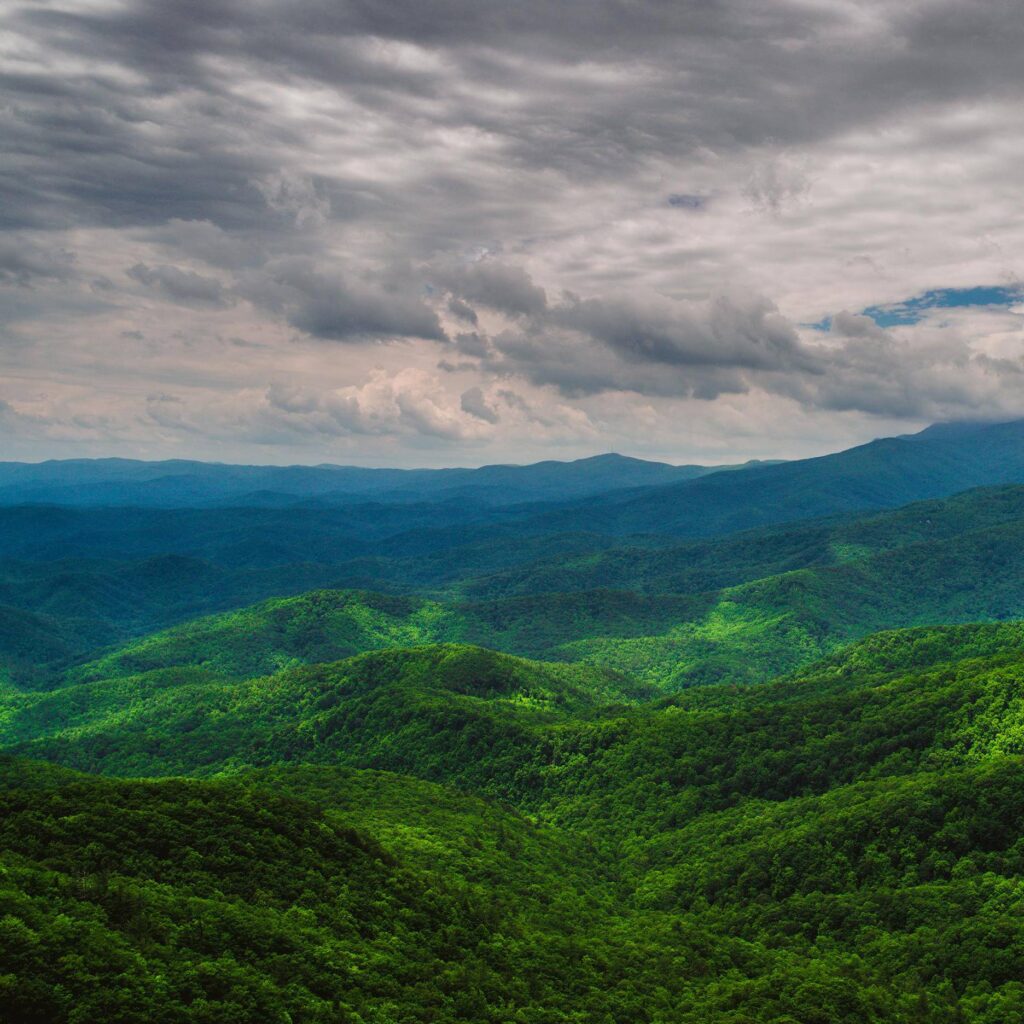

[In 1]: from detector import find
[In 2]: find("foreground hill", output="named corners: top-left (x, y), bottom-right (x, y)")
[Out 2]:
top-left (0, 758), bottom-right (623, 1024)
top-left (5, 622), bottom-right (1024, 1021)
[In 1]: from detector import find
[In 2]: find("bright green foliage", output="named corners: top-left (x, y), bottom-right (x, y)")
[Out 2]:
top-left (562, 514), bottom-right (1024, 686)
top-left (66, 590), bottom-right (452, 683)
top-left (63, 588), bottom-right (705, 686)
top-left (5, 468), bottom-right (1024, 1020)
top-left (5, 619), bottom-right (1024, 1021)
top-left (2, 645), bottom-right (651, 781)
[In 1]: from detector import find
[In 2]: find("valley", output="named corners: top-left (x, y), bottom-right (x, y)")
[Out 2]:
top-left (4, 421), bottom-right (1024, 1022)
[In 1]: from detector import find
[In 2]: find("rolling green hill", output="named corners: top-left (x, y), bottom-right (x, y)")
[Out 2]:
top-left (3, 484), bottom-right (1024, 696)
top-left (60, 588), bottom-right (703, 687)
top-left (8, 620), bottom-right (1024, 816)
top-left (5, 621), bottom-right (1024, 1021)
top-left (1, 644), bottom-right (651, 781)
top-left (562, 515), bottom-right (1024, 686)
top-left (44, 489), bottom-right (1024, 694)
top-left (7, 428), bottom-right (1024, 1021)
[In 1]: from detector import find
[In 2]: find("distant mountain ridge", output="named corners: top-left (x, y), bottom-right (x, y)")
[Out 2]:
top-left (0, 452), bottom-right (768, 508)
top-left (4, 420), bottom-right (1024, 537)
top-left (522, 418), bottom-right (1024, 537)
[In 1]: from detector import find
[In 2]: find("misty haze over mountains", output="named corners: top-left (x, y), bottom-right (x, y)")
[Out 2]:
top-left (1, 418), bottom-right (1022, 525)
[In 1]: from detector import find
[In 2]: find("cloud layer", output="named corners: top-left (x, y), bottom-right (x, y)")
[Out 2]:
top-left (2, 0), bottom-right (1024, 464)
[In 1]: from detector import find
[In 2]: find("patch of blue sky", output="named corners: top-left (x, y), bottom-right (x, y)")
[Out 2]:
top-left (805, 285), bottom-right (1023, 332)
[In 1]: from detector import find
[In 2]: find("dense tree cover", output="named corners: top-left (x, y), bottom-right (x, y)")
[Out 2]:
top-left (5, 622), bottom-right (1024, 1020)
top-left (6, 428), bottom-right (1024, 1021)
top-left (35, 499), bottom-right (1024, 694)
top-left (58, 589), bottom-right (706, 687)
top-left (560, 513), bottom-right (1024, 687)
top-left (0, 604), bottom-right (113, 688)
top-left (6, 485), bottom-right (1024, 695)
top-left (2, 645), bottom-right (650, 781)
top-left (456, 485), bottom-right (1024, 599)
top-left (0, 760), bottom-right (630, 1024)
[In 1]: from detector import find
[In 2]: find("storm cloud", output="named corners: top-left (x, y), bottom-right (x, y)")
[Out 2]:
top-left (3, 0), bottom-right (1024, 464)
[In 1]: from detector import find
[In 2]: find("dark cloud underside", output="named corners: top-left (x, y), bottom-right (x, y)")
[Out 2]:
top-left (1, 0), bottom-right (1023, 463)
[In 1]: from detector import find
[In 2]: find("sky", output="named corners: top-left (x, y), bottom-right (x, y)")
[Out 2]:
top-left (2, 0), bottom-right (1024, 467)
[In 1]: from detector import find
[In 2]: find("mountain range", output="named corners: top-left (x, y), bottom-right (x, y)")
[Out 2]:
top-left (5, 419), bottom-right (1024, 1022)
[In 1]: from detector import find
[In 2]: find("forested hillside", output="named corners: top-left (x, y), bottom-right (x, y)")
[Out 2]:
top-left (4, 624), bottom-right (1024, 1021)
top-left (25, 487), bottom-right (1024, 692)
top-left (5, 428), bottom-right (1024, 1022)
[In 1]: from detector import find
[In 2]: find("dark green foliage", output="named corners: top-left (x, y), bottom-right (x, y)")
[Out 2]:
top-left (555, 506), bottom-right (1024, 687)
top-left (7, 429), bottom-right (1024, 1021)
top-left (0, 760), bottom-right (613, 1023)
top-left (0, 604), bottom-right (113, 688)
top-left (457, 484), bottom-right (1024, 599)
top-left (5, 621), bottom-right (1024, 1021)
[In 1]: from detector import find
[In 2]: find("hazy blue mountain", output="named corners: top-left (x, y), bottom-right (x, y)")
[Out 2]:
top-left (0, 452), bottom-right (748, 508)
top-left (522, 418), bottom-right (1024, 537)
top-left (4, 420), bottom-right (1024, 572)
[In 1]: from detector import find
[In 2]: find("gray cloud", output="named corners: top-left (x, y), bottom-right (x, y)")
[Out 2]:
top-left (460, 385), bottom-right (499, 423)
top-left (127, 263), bottom-right (231, 308)
top-left (434, 259), bottom-right (548, 317)
top-left (239, 258), bottom-right (445, 342)
top-left (446, 296), bottom-right (478, 325)
top-left (452, 331), bottom-right (491, 357)
top-left (0, 237), bottom-right (75, 285)
top-left (144, 219), bottom-right (268, 270)
top-left (6, 0), bottom-right (1024, 244)
top-left (4, 0), bottom-right (1024, 462)
top-left (667, 194), bottom-right (708, 210)
top-left (550, 291), bottom-right (814, 373)
top-left (261, 372), bottom-right (489, 441)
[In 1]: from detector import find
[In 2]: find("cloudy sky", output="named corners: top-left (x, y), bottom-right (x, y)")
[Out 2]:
top-left (2, 0), bottom-right (1024, 466)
